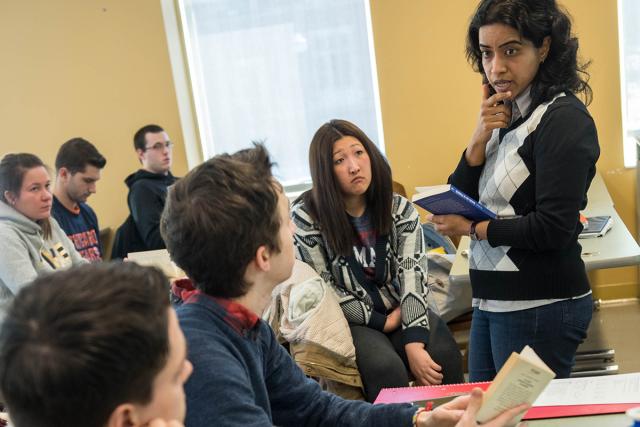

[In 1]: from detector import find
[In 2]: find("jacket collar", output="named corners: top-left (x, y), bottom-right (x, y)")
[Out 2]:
top-left (179, 282), bottom-right (260, 336)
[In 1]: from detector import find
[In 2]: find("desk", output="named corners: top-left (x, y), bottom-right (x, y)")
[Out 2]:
top-left (585, 172), bottom-right (615, 210)
top-left (446, 174), bottom-right (639, 422)
top-left (449, 174), bottom-right (640, 286)
top-left (528, 413), bottom-right (628, 426)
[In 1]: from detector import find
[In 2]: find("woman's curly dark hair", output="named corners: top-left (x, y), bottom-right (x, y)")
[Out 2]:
top-left (466, 0), bottom-right (592, 106)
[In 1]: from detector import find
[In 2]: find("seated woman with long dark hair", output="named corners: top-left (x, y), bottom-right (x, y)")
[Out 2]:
top-left (292, 119), bottom-right (463, 402)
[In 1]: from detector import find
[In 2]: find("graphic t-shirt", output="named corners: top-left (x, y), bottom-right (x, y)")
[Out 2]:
top-left (51, 196), bottom-right (102, 261)
top-left (349, 211), bottom-right (376, 280)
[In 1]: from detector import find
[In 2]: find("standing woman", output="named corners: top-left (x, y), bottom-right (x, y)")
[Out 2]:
top-left (292, 119), bottom-right (463, 402)
top-left (0, 154), bottom-right (86, 316)
top-left (431, 0), bottom-right (599, 381)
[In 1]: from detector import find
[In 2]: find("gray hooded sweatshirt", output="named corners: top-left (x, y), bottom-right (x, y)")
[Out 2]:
top-left (0, 200), bottom-right (86, 315)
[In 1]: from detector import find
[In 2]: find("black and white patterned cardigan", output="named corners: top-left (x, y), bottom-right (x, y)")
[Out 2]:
top-left (291, 194), bottom-right (434, 345)
top-left (449, 92), bottom-right (599, 300)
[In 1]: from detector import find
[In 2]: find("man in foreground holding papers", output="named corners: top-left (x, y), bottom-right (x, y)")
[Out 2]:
top-left (160, 144), bottom-right (527, 427)
top-left (0, 262), bottom-right (192, 427)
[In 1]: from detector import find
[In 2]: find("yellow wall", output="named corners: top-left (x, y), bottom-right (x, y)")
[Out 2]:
top-left (0, 0), bottom-right (188, 241)
top-left (370, 0), bottom-right (638, 298)
top-left (0, 0), bottom-right (637, 296)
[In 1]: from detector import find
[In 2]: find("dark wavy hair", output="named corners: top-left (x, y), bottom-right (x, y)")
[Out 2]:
top-left (300, 119), bottom-right (392, 257)
top-left (466, 0), bottom-right (592, 106)
top-left (55, 137), bottom-right (107, 174)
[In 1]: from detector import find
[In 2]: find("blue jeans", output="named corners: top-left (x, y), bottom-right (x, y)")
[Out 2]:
top-left (468, 294), bottom-right (593, 382)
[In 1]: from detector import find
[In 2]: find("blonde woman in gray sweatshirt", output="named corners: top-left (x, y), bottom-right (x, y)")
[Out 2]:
top-left (0, 153), bottom-right (86, 316)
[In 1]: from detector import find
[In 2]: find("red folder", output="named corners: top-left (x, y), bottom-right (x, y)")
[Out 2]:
top-left (525, 403), bottom-right (640, 419)
top-left (374, 382), bottom-right (640, 419)
top-left (374, 381), bottom-right (490, 404)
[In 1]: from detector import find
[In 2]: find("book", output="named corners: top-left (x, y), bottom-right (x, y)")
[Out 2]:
top-left (578, 215), bottom-right (613, 239)
top-left (127, 249), bottom-right (186, 279)
top-left (533, 372), bottom-right (640, 406)
top-left (412, 184), bottom-right (497, 221)
top-left (476, 345), bottom-right (555, 426)
top-left (526, 372), bottom-right (640, 419)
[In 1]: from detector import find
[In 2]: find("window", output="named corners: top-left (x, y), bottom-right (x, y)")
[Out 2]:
top-left (173, 0), bottom-right (384, 187)
top-left (619, 0), bottom-right (640, 167)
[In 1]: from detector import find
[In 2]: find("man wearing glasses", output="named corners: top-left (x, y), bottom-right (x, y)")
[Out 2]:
top-left (112, 124), bottom-right (178, 258)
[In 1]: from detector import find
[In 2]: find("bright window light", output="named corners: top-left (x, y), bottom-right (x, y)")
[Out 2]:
top-left (619, 0), bottom-right (640, 167)
top-left (176, 0), bottom-right (384, 187)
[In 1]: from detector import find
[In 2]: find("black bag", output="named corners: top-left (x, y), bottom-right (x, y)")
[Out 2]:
top-left (111, 215), bottom-right (146, 260)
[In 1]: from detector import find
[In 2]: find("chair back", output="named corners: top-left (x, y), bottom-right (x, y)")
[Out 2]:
top-left (422, 222), bottom-right (456, 254)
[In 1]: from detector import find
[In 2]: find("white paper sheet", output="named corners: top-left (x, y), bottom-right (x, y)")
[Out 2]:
top-left (532, 373), bottom-right (640, 406)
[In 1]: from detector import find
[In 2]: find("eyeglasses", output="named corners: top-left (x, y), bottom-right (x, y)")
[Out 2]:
top-left (145, 141), bottom-right (173, 151)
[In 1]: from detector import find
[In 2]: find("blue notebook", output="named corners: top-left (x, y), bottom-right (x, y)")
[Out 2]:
top-left (412, 184), bottom-right (497, 221)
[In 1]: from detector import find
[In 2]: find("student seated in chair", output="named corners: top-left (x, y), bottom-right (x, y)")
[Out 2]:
top-left (292, 120), bottom-right (463, 402)
top-left (0, 262), bottom-right (192, 427)
top-left (52, 137), bottom-right (107, 261)
top-left (111, 124), bottom-right (177, 259)
top-left (0, 153), bottom-right (87, 319)
top-left (160, 143), bottom-right (526, 427)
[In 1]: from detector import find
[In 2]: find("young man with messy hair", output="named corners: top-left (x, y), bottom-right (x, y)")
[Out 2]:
top-left (161, 144), bottom-right (526, 427)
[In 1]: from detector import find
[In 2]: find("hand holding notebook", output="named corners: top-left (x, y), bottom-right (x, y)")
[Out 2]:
top-left (412, 184), bottom-right (497, 221)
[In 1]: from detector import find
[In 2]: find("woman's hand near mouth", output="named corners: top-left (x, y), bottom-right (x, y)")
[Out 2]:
top-left (466, 84), bottom-right (512, 166)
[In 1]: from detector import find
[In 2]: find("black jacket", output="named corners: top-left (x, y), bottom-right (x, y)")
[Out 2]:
top-left (111, 170), bottom-right (177, 259)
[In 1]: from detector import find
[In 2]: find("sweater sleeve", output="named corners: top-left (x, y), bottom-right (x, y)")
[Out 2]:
top-left (183, 317), bottom-right (417, 427)
top-left (128, 180), bottom-right (166, 250)
top-left (0, 227), bottom-right (38, 295)
top-left (487, 102), bottom-right (600, 251)
top-left (263, 324), bottom-right (417, 427)
top-left (393, 196), bottom-right (432, 345)
top-left (85, 204), bottom-right (102, 258)
top-left (183, 328), bottom-right (279, 426)
top-left (291, 204), bottom-right (386, 331)
top-left (448, 149), bottom-right (486, 200)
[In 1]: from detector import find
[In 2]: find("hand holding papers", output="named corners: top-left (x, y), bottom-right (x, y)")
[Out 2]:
top-left (476, 345), bottom-right (555, 426)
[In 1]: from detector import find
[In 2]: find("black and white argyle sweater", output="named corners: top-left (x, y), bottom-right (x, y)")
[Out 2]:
top-left (292, 194), bottom-right (435, 345)
top-left (450, 92), bottom-right (600, 300)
